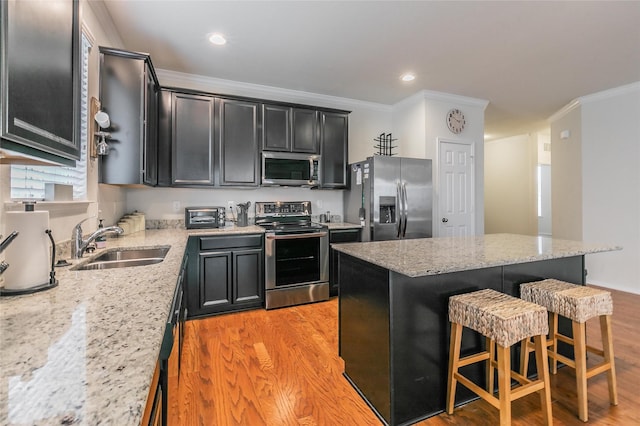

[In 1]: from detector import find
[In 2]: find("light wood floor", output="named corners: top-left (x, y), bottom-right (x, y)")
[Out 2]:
top-left (174, 286), bottom-right (640, 425)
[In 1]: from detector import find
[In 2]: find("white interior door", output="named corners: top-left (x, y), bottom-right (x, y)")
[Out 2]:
top-left (439, 140), bottom-right (474, 237)
top-left (538, 164), bottom-right (552, 236)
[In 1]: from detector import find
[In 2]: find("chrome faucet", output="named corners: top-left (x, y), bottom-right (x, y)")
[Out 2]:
top-left (72, 218), bottom-right (123, 258)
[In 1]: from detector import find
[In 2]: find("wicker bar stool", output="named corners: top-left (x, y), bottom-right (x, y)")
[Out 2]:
top-left (447, 289), bottom-right (553, 426)
top-left (520, 279), bottom-right (617, 422)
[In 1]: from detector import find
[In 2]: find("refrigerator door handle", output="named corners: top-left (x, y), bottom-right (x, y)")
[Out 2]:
top-left (396, 181), bottom-right (403, 238)
top-left (401, 181), bottom-right (408, 237)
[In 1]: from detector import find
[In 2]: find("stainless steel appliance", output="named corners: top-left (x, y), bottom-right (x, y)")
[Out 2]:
top-left (255, 201), bottom-right (329, 309)
top-left (184, 206), bottom-right (226, 229)
top-left (344, 156), bottom-right (432, 241)
top-left (261, 152), bottom-right (320, 187)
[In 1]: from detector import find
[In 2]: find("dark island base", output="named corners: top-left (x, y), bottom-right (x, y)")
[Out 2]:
top-left (338, 253), bottom-right (584, 426)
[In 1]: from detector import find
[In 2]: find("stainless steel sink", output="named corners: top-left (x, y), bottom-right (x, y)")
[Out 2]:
top-left (73, 246), bottom-right (170, 271)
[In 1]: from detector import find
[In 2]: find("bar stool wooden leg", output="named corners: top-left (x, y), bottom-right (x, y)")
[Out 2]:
top-left (600, 315), bottom-right (618, 406)
top-left (573, 321), bottom-right (588, 422)
top-left (497, 345), bottom-right (511, 426)
top-left (446, 322), bottom-right (462, 415)
top-left (519, 338), bottom-right (530, 378)
top-left (533, 334), bottom-right (553, 425)
top-left (549, 312), bottom-right (558, 374)
top-left (488, 337), bottom-right (495, 394)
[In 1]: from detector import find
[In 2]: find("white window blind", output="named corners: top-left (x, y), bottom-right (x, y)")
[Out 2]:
top-left (10, 32), bottom-right (92, 200)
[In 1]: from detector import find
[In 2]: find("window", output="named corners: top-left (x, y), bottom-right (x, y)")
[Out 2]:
top-left (10, 32), bottom-right (92, 200)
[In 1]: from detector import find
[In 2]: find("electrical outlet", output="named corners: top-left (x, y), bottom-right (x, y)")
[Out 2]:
top-left (172, 201), bottom-right (181, 213)
top-left (317, 200), bottom-right (323, 209)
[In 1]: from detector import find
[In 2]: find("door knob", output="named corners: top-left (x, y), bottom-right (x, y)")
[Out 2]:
top-left (442, 218), bottom-right (448, 223)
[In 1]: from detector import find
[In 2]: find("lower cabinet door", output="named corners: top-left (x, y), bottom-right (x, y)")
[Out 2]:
top-left (329, 228), bottom-right (361, 297)
top-left (233, 248), bottom-right (263, 304)
top-left (197, 248), bottom-right (264, 315)
top-left (200, 251), bottom-right (233, 309)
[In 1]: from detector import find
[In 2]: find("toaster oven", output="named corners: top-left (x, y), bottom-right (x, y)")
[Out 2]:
top-left (184, 206), bottom-right (226, 229)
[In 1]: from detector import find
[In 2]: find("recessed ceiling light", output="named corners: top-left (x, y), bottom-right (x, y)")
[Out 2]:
top-left (401, 73), bottom-right (415, 82)
top-left (208, 33), bottom-right (227, 46)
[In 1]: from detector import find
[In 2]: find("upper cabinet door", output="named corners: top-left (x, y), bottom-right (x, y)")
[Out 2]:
top-left (99, 48), bottom-right (159, 186)
top-left (320, 111), bottom-right (349, 188)
top-left (292, 108), bottom-right (318, 153)
top-left (263, 105), bottom-right (318, 154)
top-left (262, 104), bottom-right (291, 151)
top-left (0, 0), bottom-right (81, 164)
top-left (219, 98), bottom-right (260, 186)
top-left (172, 93), bottom-right (215, 186)
top-left (142, 65), bottom-right (158, 186)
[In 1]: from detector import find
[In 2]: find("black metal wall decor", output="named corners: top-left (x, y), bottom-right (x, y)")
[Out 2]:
top-left (374, 133), bottom-right (397, 156)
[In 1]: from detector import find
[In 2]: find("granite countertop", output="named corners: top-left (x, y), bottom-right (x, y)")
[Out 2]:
top-left (0, 225), bottom-right (264, 426)
top-left (333, 233), bottom-right (621, 278)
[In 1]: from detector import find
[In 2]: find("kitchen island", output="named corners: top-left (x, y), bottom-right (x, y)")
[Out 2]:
top-left (0, 226), bottom-right (263, 426)
top-left (333, 233), bottom-right (620, 426)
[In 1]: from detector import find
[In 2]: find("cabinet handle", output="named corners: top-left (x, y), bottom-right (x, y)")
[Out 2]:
top-left (266, 231), bottom-right (327, 240)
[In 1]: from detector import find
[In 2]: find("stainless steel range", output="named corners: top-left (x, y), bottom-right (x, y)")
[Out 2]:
top-left (255, 201), bottom-right (329, 309)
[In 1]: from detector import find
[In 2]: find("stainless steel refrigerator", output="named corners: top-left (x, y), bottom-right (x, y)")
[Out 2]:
top-left (344, 156), bottom-right (432, 241)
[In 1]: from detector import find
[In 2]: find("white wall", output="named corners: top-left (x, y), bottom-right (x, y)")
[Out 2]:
top-left (392, 93), bottom-right (427, 158)
top-left (126, 186), bottom-right (344, 223)
top-left (550, 82), bottom-right (640, 294)
top-left (580, 84), bottom-right (640, 294)
top-left (484, 134), bottom-right (537, 235)
top-left (550, 103), bottom-right (583, 241)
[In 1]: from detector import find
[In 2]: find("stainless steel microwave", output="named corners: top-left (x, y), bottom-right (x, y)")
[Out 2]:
top-left (261, 152), bottom-right (320, 186)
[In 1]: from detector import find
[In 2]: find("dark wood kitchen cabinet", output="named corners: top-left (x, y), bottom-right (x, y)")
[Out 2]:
top-left (329, 227), bottom-right (361, 296)
top-left (99, 47), bottom-right (159, 185)
top-left (143, 252), bottom-right (187, 426)
top-left (320, 111), bottom-right (349, 188)
top-left (157, 91), bottom-right (259, 187)
top-left (292, 108), bottom-right (318, 153)
top-left (0, 0), bottom-right (81, 165)
top-left (262, 104), bottom-right (290, 151)
top-left (263, 104), bottom-right (318, 153)
top-left (168, 92), bottom-right (215, 186)
top-left (218, 98), bottom-right (260, 186)
top-left (186, 234), bottom-right (264, 318)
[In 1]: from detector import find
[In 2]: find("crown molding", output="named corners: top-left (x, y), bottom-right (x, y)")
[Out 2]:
top-left (84, 0), bottom-right (124, 48)
top-left (548, 99), bottom-right (581, 123)
top-left (155, 69), bottom-right (391, 112)
top-left (578, 81), bottom-right (640, 105)
top-left (422, 90), bottom-right (490, 109)
top-left (392, 89), bottom-right (489, 111)
top-left (548, 81), bottom-right (640, 123)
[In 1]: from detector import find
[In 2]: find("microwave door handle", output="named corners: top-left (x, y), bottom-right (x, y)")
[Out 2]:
top-left (309, 158), bottom-right (314, 184)
top-left (402, 181), bottom-right (408, 238)
top-left (396, 181), bottom-right (402, 238)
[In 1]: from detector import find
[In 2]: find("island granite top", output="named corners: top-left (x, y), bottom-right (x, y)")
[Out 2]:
top-left (0, 226), bottom-right (264, 426)
top-left (332, 233), bottom-right (621, 278)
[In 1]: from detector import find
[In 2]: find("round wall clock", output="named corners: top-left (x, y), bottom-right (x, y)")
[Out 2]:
top-left (446, 108), bottom-right (465, 134)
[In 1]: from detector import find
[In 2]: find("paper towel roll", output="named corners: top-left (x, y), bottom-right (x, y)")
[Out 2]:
top-left (3, 211), bottom-right (50, 290)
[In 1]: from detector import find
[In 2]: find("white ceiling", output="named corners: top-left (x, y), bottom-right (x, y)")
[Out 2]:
top-left (98, 1), bottom-right (640, 141)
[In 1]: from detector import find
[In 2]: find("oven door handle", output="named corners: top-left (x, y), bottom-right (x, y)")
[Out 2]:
top-left (266, 231), bottom-right (328, 240)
